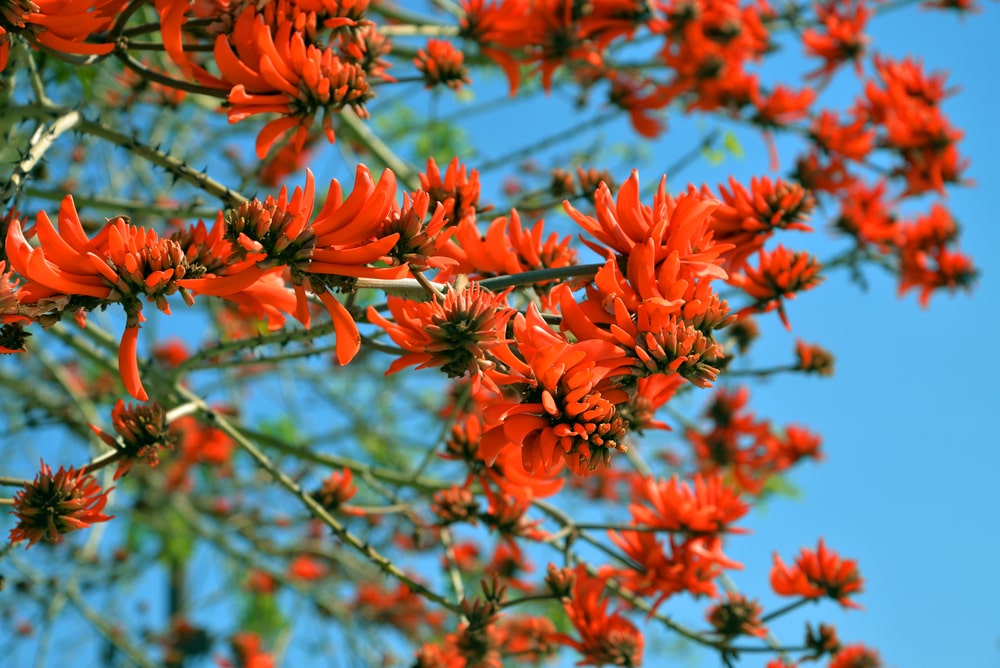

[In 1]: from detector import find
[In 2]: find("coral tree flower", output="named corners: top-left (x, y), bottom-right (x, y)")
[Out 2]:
top-left (707, 593), bottom-right (768, 639)
top-left (419, 157), bottom-right (485, 226)
top-left (828, 643), bottom-right (882, 668)
top-left (730, 245), bottom-right (824, 329)
top-left (415, 39), bottom-right (471, 90)
top-left (9, 461), bottom-right (114, 548)
top-left (709, 176), bottom-right (816, 273)
top-left (180, 166), bottom-right (408, 366)
top-left (628, 472), bottom-right (749, 535)
top-left (0, 0), bottom-right (121, 72)
top-left (90, 399), bottom-right (176, 480)
top-left (5, 196), bottom-right (194, 400)
top-left (480, 306), bottom-right (632, 477)
top-left (366, 283), bottom-right (515, 390)
top-left (802, 0), bottom-right (870, 81)
top-left (215, 5), bottom-right (375, 157)
top-left (771, 539), bottom-right (864, 609)
top-left (552, 565), bottom-right (644, 667)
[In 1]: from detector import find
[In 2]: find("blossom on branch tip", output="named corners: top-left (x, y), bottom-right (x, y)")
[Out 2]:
top-left (607, 529), bottom-right (740, 608)
top-left (366, 283), bottom-right (515, 391)
top-left (802, 0), bottom-right (869, 81)
top-left (730, 245), bottom-right (823, 329)
top-left (90, 399), bottom-right (175, 480)
top-left (771, 539), bottom-right (864, 609)
top-left (179, 166), bottom-right (407, 365)
top-left (795, 340), bottom-right (835, 376)
top-left (0, 0), bottom-right (121, 72)
top-left (415, 39), bottom-right (471, 91)
top-left (420, 157), bottom-right (486, 226)
top-left (709, 176), bottom-right (815, 273)
top-left (215, 6), bottom-right (375, 157)
top-left (480, 306), bottom-right (632, 476)
top-left (552, 566), bottom-right (644, 667)
top-left (707, 593), bottom-right (767, 639)
top-left (6, 196), bottom-right (195, 400)
top-left (565, 170), bottom-right (728, 279)
top-left (9, 461), bottom-right (114, 548)
top-left (628, 472), bottom-right (749, 535)
top-left (827, 644), bottom-right (882, 668)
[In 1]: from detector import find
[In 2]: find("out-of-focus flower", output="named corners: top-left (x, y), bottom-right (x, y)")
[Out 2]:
top-left (771, 539), bottom-right (864, 609)
top-left (9, 461), bottom-right (114, 548)
top-left (795, 340), bottom-right (835, 376)
top-left (707, 593), bottom-right (768, 639)
top-left (629, 472), bottom-right (749, 535)
top-left (415, 39), bottom-right (471, 90)
top-left (731, 246), bottom-right (824, 329)
top-left (91, 399), bottom-right (175, 479)
top-left (288, 555), bottom-right (327, 581)
top-left (551, 565), bottom-right (644, 667)
top-left (802, 0), bottom-right (869, 81)
top-left (827, 644), bottom-right (882, 668)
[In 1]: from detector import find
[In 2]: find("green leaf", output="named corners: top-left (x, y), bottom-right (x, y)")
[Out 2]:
top-left (701, 146), bottom-right (726, 166)
top-left (240, 589), bottom-right (288, 641)
top-left (722, 130), bottom-right (744, 159)
top-left (259, 415), bottom-right (301, 443)
top-left (159, 507), bottom-right (195, 566)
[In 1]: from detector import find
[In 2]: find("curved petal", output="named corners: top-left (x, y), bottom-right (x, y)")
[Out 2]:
top-left (317, 290), bottom-right (360, 365)
top-left (119, 324), bottom-right (149, 401)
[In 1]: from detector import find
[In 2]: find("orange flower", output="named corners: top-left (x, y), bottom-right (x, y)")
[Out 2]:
top-left (731, 245), bottom-right (823, 329)
top-left (354, 583), bottom-right (446, 639)
top-left (552, 566), bottom-right (644, 667)
top-left (607, 71), bottom-right (672, 138)
top-left (628, 472), bottom-right (749, 535)
top-left (795, 340), bottom-right (835, 376)
top-left (366, 283), bottom-right (515, 390)
top-left (180, 166), bottom-right (408, 365)
top-left (707, 593), bottom-right (768, 639)
top-left (9, 460), bottom-right (114, 548)
top-left (897, 244), bottom-right (975, 307)
top-left (565, 170), bottom-right (728, 280)
top-left (0, 0), bottom-right (121, 72)
top-left (165, 414), bottom-right (235, 490)
top-left (435, 210), bottom-right (577, 298)
top-left (379, 190), bottom-right (454, 272)
top-left (607, 530), bottom-right (740, 607)
top-left (90, 399), bottom-right (175, 480)
top-left (809, 110), bottom-right (875, 162)
top-left (459, 0), bottom-right (530, 95)
top-left (310, 467), bottom-right (358, 513)
top-left (226, 632), bottom-right (275, 668)
top-left (6, 197), bottom-right (194, 399)
top-left (415, 39), bottom-right (470, 90)
top-left (710, 176), bottom-right (815, 273)
top-left (480, 306), bottom-right (631, 476)
top-left (771, 539), bottom-right (864, 609)
top-left (685, 386), bottom-right (777, 495)
top-left (802, 0), bottom-right (869, 81)
top-left (215, 6), bottom-right (374, 157)
top-left (828, 644), bottom-right (882, 668)
top-left (772, 425), bottom-right (823, 470)
top-left (288, 555), bottom-right (327, 581)
top-left (419, 157), bottom-right (486, 226)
